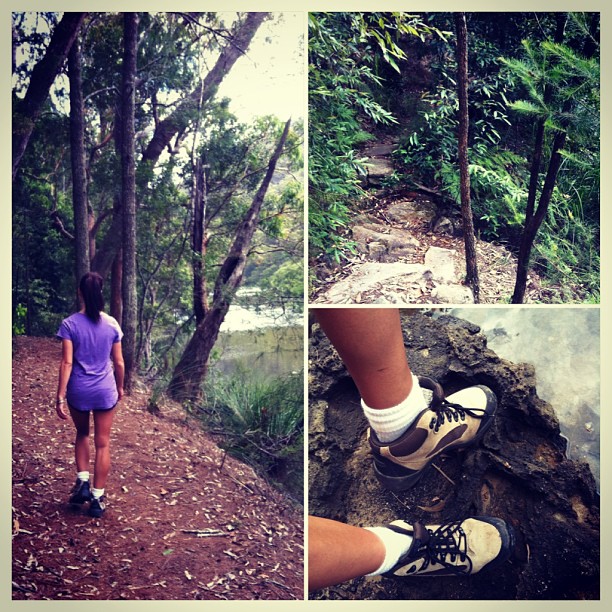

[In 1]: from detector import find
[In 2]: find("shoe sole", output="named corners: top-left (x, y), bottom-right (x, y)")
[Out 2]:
top-left (373, 386), bottom-right (497, 492)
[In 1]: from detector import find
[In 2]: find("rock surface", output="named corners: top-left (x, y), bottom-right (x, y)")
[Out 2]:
top-left (308, 312), bottom-right (599, 600)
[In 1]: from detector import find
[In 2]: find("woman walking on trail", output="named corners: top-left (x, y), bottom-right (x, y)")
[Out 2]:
top-left (55, 272), bottom-right (124, 518)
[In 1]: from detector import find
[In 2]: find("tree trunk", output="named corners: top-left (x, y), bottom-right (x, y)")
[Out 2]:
top-left (454, 12), bottom-right (480, 302)
top-left (13, 12), bottom-right (86, 180)
top-left (68, 35), bottom-right (90, 286)
top-left (120, 13), bottom-right (139, 389)
top-left (168, 119), bottom-right (292, 403)
top-left (511, 14), bottom-right (596, 304)
top-left (511, 127), bottom-right (567, 303)
top-left (110, 248), bottom-right (123, 323)
top-left (193, 158), bottom-right (209, 324)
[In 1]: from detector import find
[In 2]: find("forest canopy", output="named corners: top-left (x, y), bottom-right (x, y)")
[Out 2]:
top-left (13, 11), bottom-right (304, 361)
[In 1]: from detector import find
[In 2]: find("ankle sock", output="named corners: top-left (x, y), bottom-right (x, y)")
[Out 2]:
top-left (365, 526), bottom-right (414, 575)
top-left (361, 374), bottom-right (428, 443)
top-left (91, 487), bottom-right (105, 499)
top-left (77, 471), bottom-right (90, 482)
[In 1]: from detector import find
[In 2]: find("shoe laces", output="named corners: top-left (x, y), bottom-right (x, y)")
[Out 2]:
top-left (429, 399), bottom-right (487, 433)
top-left (415, 521), bottom-right (472, 574)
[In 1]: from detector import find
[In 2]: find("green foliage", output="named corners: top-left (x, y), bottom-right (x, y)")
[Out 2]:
top-left (500, 13), bottom-right (599, 300)
top-left (258, 260), bottom-right (304, 313)
top-left (531, 187), bottom-right (599, 302)
top-left (13, 304), bottom-right (27, 336)
top-left (201, 367), bottom-right (304, 499)
top-left (308, 12), bottom-right (437, 263)
top-left (395, 25), bottom-right (515, 191)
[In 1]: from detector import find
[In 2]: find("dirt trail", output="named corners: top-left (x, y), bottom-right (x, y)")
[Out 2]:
top-left (311, 138), bottom-right (552, 305)
top-left (12, 337), bottom-right (304, 601)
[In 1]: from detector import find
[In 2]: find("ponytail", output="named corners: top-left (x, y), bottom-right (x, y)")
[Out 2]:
top-left (79, 272), bottom-right (104, 323)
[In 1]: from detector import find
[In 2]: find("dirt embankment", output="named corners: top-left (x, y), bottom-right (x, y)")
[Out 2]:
top-left (308, 311), bottom-right (599, 600)
top-left (12, 336), bottom-right (304, 601)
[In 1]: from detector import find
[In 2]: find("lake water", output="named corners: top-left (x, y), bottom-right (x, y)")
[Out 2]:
top-left (449, 307), bottom-right (600, 489)
top-left (215, 301), bottom-right (303, 379)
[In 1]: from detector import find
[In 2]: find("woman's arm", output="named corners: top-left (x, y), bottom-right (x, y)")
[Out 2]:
top-left (111, 341), bottom-right (125, 400)
top-left (56, 339), bottom-right (73, 419)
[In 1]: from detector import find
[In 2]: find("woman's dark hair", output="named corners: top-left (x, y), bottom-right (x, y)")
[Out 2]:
top-left (79, 272), bottom-right (105, 323)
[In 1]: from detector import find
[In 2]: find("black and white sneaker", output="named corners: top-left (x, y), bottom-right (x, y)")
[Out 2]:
top-left (385, 516), bottom-right (514, 577)
top-left (68, 478), bottom-right (91, 506)
top-left (88, 495), bottom-right (106, 518)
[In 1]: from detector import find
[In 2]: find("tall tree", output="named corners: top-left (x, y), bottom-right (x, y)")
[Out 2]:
top-left (121, 12), bottom-right (138, 389)
top-left (510, 13), bottom-right (599, 303)
top-left (454, 12), bottom-right (480, 301)
top-left (12, 12), bottom-right (86, 180)
top-left (68, 34), bottom-right (90, 286)
top-left (168, 118), bottom-right (292, 403)
top-left (89, 13), bottom-right (268, 281)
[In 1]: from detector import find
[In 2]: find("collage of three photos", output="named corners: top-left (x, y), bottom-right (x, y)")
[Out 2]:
top-left (11, 10), bottom-right (600, 602)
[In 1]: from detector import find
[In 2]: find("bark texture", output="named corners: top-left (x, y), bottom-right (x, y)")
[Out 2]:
top-left (68, 35), bottom-right (90, 285)
top-left (120, 13), bottom-right (139, 389)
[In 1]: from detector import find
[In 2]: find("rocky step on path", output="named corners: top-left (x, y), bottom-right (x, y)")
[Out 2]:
top-left (314, 197), bottom-right (474, 305)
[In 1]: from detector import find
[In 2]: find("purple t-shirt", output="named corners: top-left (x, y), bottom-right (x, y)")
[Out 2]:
top-left (57, 312), bottom-right (123, 411)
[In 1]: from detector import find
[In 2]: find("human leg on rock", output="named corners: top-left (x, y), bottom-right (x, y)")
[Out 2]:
top-left (313, 308), bottom-right (497, 491)
top-left (308, 514), bottom-right (515, 590)
top-left (308, 308), bottom-right (513, 591)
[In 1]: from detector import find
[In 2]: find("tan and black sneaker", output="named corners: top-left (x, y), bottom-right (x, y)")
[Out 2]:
top-left (368, 377), bottom-right (497, 491)
top-left (385, 516), bottom-right (514, 577)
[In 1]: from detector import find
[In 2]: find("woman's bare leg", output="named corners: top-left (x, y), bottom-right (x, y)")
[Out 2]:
top-left (308, 516), bottom-right (385, 591)
top-left (313, 308), bottom-right (413, 408)
top-left (69, 407), bottom-right (90, 472)
top-left (92, 408), bottom-right (115, 490)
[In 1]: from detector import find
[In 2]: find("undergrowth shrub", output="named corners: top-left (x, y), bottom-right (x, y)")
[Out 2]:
top-left (200, 365), bottom-right (304, 501)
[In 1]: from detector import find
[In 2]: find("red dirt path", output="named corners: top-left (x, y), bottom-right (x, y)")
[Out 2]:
top-left (12, 337), bottom-right (304, 600)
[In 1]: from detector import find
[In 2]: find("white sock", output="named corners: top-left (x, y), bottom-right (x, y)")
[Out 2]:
top-left (77, 471), bottom-right (90, 482)
top-left (91, 487), bottom-right (105, 499)
top-left (365, 526), bottom-right (414, 575)
top-left (362, 374), bottom-right (428, 442)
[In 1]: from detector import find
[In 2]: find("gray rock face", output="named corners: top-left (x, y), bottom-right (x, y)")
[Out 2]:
top-left (315, 246), bottom-right (475, 305)
top-left (424, 245), bottom-right (458, 283)
top-left (309, 312), bottom-right (599, 600)
top-left (431, 284), bottom-right (474, 303)
top-left (386, 199), bottom-right (438, 226)
top-left (352, 223), bottom-right (420, 262)
top-left (364, 157), bottom-right (395, 186)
